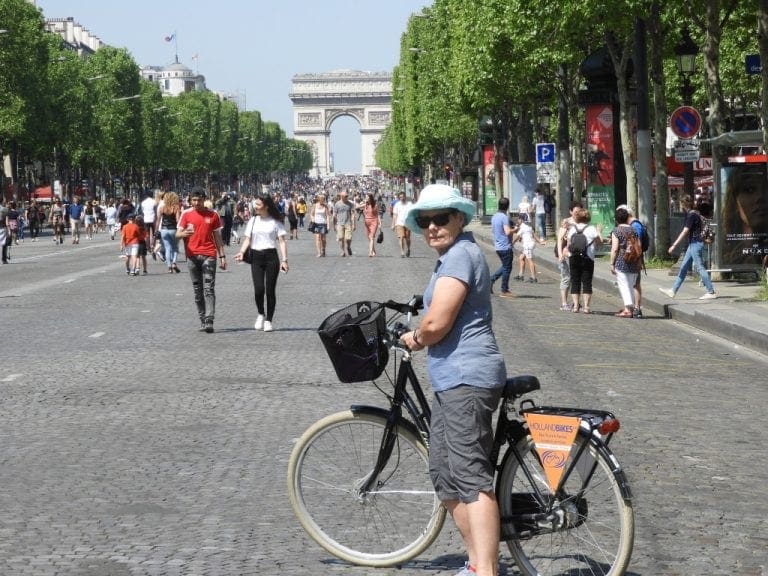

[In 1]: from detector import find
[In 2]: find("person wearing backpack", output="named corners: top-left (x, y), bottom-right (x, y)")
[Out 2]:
top-left (555, 201), bottom-right (582, 311)
top-left (658, 195), bottom-right (717, 300)
top-left (566, 207), bottom-right (603, 313)
top-left (610, 207), bottom-right (643, 317)
top-left (617, 204), bottom-right (648, 318)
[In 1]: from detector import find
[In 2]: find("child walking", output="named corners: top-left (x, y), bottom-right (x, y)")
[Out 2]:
top-left (514, 216), bottom-right (546, 282)
top-left (120, 213), bottom-right (142, 276)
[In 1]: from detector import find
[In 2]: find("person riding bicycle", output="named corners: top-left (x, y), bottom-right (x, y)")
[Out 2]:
top-left (400, 184), bottom-right (506, 576)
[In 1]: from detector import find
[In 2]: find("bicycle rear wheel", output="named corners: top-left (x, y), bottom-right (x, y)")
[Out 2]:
top-left (287, 409), bottom-right (446, 567)
top-left (497, 434), bottom-right (634, 576)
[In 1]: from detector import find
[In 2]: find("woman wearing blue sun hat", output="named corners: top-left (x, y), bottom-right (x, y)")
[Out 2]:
top-left (401, 184), bottom-right (506, 576)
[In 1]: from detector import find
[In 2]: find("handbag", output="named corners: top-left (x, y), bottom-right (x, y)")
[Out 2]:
top-left (308, 221), bottom-right (317, 233)
top-left (242, 248), bottom-right (253, 264)
top-left (376, 229), bottom-right (384, 244)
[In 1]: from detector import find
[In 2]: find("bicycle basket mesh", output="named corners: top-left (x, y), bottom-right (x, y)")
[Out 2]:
top-left (318, 301), bottom-right (389, 383)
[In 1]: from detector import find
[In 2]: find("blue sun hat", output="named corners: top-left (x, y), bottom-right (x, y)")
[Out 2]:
top-left (405, 184), bottom-right (476, 234)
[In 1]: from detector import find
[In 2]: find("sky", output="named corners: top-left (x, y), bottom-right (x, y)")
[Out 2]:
top-left (33, 0), bottom-right (429, 174)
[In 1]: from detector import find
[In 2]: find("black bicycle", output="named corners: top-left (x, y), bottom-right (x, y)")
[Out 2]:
top-left (287, 297), bottom-right (635, 575)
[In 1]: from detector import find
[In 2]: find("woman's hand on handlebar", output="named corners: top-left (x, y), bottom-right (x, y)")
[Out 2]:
top-left (400, 330), bottom-right (425, 352)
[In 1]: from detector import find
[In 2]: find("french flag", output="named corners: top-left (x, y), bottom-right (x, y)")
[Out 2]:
top-left (164, 33), bottom-right (175, 42)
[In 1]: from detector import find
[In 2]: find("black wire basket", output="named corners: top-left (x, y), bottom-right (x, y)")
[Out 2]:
top-left (318, 301), bottom-right (389, 383)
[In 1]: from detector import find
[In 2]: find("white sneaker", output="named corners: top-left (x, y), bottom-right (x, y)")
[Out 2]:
top-left (658, 287), bottom-right (676, 298)
top-left (263, 320), bottom-right (273, 332)
top-left (254, 315), bottom-right (264, 330)
top-left (699, 292), bottom-right (717, 300)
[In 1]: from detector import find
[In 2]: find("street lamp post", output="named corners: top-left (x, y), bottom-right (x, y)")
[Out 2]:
top-left (539, 108), bottom-right (552, 142)
top-left (674, 27), bottom-right (698, 200)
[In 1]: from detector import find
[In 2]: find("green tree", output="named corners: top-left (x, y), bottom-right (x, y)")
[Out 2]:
top-left (0, 0), bottom-right (49, 192)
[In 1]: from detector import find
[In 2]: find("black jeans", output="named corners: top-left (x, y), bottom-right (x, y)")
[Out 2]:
top-left (187, 254), bottom-right (217, 324)
top-left (569, 254), bottom-right (594, 295)
top-left (250, 248), bottom-right (280, 321)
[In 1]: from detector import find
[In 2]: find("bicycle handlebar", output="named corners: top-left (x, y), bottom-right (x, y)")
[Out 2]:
top-left (382, 295), bottom-right (423, 316)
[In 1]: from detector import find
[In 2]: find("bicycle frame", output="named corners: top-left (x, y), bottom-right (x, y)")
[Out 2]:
top-left (354, 346), bottom-right (433, 494)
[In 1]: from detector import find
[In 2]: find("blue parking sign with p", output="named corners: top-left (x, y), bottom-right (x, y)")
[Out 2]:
top-left (536, 143), bottom-right (556, 164)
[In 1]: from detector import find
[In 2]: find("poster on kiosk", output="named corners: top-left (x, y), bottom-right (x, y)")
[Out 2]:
top-left (585, 104), bottom-right (616, 231)
top-left (482, 145), bottom-right (499, 216)
top-left (719, 162), bottom-right (768, 268)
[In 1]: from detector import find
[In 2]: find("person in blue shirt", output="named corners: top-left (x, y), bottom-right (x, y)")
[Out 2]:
top-left (401, 184), bottom-right (506, 576)
top-left (489, 197), bottom-right (517, 298)
top-left (68, 196), bottom-right (84, 244)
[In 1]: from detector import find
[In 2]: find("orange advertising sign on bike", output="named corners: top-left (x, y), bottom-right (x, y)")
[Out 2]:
top-left (524, 413), bottom-right (581, 492)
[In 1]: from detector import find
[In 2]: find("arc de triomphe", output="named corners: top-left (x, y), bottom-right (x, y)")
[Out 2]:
top-left (290, 70), bottom-right (392, 177)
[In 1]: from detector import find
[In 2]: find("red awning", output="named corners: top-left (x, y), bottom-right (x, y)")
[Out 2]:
top-left (32, 185), bottom-right (53, 200)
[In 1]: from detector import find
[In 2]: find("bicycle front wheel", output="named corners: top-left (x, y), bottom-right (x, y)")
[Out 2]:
top-left (497, 434), bottom-right (634, 576)
top-left (287, 409), bottom-right (446, 567)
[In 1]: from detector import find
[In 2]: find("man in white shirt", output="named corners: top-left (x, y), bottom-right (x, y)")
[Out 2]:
top-left (391, 192), bottom-right (413, 257)
top-left (141, 192), bottom-right (158, 256)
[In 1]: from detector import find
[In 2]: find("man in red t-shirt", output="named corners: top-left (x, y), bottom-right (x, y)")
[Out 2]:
top-left (177, 186), bottom-right (227, 333)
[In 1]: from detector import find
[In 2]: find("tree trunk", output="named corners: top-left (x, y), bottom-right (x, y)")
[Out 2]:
top-left (759, 0), bottom-right (768, 152)
top-left (649, 2), bottom-right (670, 255)
top-left (605, 32), bottom-right (638, 212)
top-left (701, 0), bottom-right (728, 268)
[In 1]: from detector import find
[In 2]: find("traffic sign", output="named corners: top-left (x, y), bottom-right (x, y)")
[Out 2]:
top-left (536, 143), bottom-right (556, 165)
top-left (674, 138), bottom-right (700, 162)
top-left (536, 164), bottom-right (556, 184)
top-left (670, 106), bottom-right (701, 139)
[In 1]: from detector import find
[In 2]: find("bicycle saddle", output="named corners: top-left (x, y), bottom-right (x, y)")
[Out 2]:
top-left (503, 375), bottom-right (541, 399)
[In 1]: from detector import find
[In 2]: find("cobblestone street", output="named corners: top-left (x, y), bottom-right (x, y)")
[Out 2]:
top-left (0, 227), bottom-right (766, 575)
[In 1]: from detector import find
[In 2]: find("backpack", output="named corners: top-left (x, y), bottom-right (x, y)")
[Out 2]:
top-left (620, 227), bottom-right (643, 264)
top-left (635, 220), bottom-right (650, 252)
top-left (568, 225), bottom-right (592, 257)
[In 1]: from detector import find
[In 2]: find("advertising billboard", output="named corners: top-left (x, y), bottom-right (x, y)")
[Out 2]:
top-left (585, 104), bottom-right (615, 230)
top-left (719, 162), bottom-right (768, 267)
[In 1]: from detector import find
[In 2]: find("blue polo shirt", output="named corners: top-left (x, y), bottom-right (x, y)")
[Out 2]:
top-left (423, 232), bottom-right (507, 392)
top-left (491, 211), bottom-right (512, 251)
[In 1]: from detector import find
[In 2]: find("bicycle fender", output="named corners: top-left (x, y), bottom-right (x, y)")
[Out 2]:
top-left (582, 430), bottom-right (633, 502)
top-left (349, 405), bottom-right (426, 445)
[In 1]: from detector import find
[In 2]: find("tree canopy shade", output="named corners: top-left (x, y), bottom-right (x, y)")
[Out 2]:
top-left (0, 0), bottom-right (310, 200)
top-left (379, 0), bottom-right (767, 256)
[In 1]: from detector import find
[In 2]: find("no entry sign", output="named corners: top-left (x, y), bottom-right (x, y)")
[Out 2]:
top-left (670, 106), bottom-right (702, 139)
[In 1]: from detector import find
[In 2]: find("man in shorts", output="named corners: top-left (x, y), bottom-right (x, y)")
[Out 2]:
top-left (391, 192), bottom-right (413, 257)
top-left (332, 189), bottom-right (356, 257)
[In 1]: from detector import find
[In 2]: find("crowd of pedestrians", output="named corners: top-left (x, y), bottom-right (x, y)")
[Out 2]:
top-left (2, 181), bottom-right (723, 329)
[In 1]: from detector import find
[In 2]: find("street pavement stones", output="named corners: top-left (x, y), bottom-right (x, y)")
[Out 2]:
top-left (1, 222), bottom-right (767, 575)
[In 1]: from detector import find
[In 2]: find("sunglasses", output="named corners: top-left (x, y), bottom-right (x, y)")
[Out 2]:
top-left (415, 211), bottom-right (456, 229)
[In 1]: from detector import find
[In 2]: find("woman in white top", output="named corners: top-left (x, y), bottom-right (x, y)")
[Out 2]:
top-left (308, 193), bottom-right (329, 257)
top-left (234, 195), bottom-right (288, 332)
top-left (566, 207), bottom-right (603, 313)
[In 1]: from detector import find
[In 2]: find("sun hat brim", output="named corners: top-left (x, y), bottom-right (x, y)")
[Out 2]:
top-left (405, 184), bottom-right (476, 234)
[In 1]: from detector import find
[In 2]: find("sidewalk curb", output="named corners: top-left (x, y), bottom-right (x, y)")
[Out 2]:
top-left (469, 221), bottom-right (768, 356)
